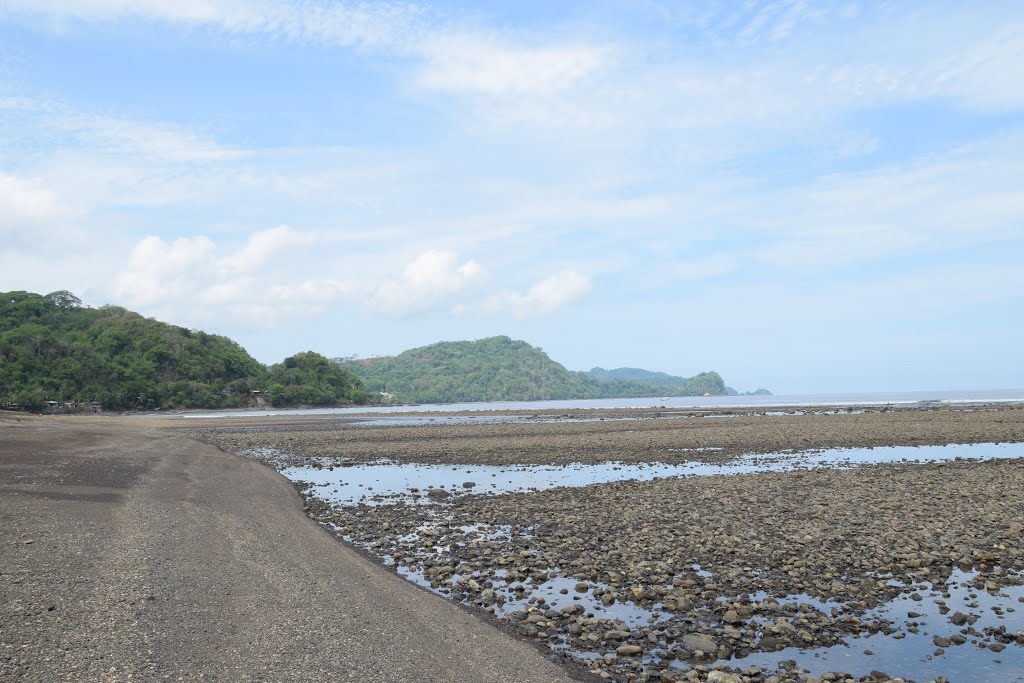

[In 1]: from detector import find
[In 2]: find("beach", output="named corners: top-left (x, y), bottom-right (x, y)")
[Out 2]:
top-left (3, 404), bottom-right (1023, 682)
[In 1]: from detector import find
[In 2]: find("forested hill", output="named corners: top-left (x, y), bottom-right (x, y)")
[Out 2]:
top-left (587, 366), bottom-right (689, 387)
top-left (586, 366), bottom-right (768, 395)
top-left (0, 290), bottom-right (366, 411)
top-left (337, 336), bottom-right (726, 404)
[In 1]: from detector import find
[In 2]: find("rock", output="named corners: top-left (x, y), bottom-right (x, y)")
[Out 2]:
top-left (680, 634), bottom-right (717, 654)
top-left (949, 611), bottom-right (968, 626)
top-left (616, 644), bottom-right (643, 656)
top-left (932, 636), bottom-right (951, 648)
top-left (723, 609), bottom-right (743, 624)
top-left (426, 489), bottom-right (450, 499)
top-left (462, 482), bottom-right (476, 488)
top-left (707, 672), bottom-right (743, 683)
top-left (574, 582), bottom-right (589, 593)
top-left (673, 596), bottom-right (695, 612)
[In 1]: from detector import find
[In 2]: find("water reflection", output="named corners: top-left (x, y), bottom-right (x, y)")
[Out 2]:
top-left (282, 442), bottom-right (1023, 507)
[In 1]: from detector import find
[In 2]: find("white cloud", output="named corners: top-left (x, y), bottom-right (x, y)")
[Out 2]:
top-left (372, 250), bottom-right (483, 315)
top-left (111, 229), bottom-right (336, 323)
top-left (934, 29), bottom-right (1024, 111)
top-left (0, 172), bottom-right (64, 225)
top-left (222, 225), bottom-right (314, 273)
top-left (0, 171), bottom-right (88, 251)
top-left (110, 238), bottom-right (495, 325)
top-left (488, 269), bottom-right (592, 320)
top-left (416, 34), bottom-right (611, 96)
top-left (1, 0), bottom-right (427, 50)
top-left (113, 234), bottom-right (218, 309)
top-left (65, 114), bottom-right (250, 163)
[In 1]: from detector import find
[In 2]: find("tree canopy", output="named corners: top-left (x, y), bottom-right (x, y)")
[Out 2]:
top-left (0, 291), bottom-right (366, 411)
top-left (267, 351), bottom-right (366, 407)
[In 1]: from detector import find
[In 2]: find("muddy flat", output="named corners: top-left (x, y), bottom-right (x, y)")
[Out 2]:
top-left (183, 403), bottom-right (1024, 465)
top-left (0, 417), bottom-right (576, 682)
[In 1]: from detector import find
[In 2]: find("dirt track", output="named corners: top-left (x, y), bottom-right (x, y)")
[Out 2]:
top-left (0, 417), bottom-right (576, 682)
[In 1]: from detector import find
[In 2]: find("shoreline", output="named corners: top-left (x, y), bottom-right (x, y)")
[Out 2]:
top-left (183, 402), bottom-right (1024, 466)
top-left (6, 406), bottom-right (1024, 682)
top-left (188, 404), bottom-right (1024, 683)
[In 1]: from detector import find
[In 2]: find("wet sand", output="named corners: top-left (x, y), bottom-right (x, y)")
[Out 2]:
top-left (188, 403), bottom-right (1024, 466)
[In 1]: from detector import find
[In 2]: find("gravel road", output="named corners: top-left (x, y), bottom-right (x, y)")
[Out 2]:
top-left (0, 416), bottom-right (577, 682)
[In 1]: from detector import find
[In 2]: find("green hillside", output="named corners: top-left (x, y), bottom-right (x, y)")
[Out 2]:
top-left (338, 336), bottom-right (725, 404)
top-left (0, 290), bottom-right (366, 411)
top-left (341, 336), bottom-right (599, 403)
top-left (588, 366), bottom-right (688, 387)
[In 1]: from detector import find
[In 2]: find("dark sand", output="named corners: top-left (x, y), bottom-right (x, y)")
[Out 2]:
top-left (0, 416), bottom-right (577, 682)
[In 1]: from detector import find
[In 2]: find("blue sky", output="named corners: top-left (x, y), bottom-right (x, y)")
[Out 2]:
top-left (1, 1), bottom-right (1022, 393)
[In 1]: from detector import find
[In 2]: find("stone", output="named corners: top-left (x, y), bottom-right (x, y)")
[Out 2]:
top-left (616, 644), bottom-right (643, 656)
top-left (680, 634), bottom-right (717, 654)
top-left (707, 672), bottom-right (743, 683)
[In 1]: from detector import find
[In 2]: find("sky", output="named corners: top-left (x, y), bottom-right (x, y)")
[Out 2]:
top-left (1, 1), bottom-right (1022, 394)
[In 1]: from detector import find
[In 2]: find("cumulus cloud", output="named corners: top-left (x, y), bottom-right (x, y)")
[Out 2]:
top-left (112, 228), bottom-right (329, 323)
top-left (487, 269), bottom-right (592, 320)
top-left (222, 225), bottom-right (315, 273)
top-left (113, 234), bottom-right (218, 309)
top-left (109, 237), bottom-right (493, 325)
top-left (372, 250), bottom-right (483, 315)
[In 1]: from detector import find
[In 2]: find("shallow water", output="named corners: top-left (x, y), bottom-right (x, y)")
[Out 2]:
top-left (172, 388), bottom-right (1024, 419)
top-left (732, 570), bottom-right (1024, 682)
top-left (282, 442), bottom-right (1024, 507)
top-left (284, 441), bottom-right (1024, 681)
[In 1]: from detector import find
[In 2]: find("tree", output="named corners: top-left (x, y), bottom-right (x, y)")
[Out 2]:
top-left (44, 290), bottom-right (83, 310)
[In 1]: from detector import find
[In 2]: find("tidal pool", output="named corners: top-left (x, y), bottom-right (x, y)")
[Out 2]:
top-left (731, 570), bottom-right (1024, 683)
top-left (282, 441), bottom-right (1023, 507)
top-left (277, 441), bottom-right (1024, 681)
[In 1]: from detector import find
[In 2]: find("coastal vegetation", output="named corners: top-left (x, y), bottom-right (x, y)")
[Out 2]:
top-left (1, 292), bottom-right (740, 411)
top-left (0, 290), bottom-right (366, 411)
top-left (337, 336), bottom-right (726, 404)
